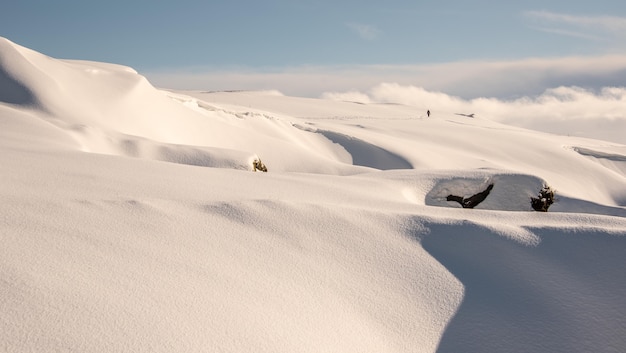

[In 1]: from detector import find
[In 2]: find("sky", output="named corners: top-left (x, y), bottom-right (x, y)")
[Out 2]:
top-left (2, 0), bottom-right (626, 98)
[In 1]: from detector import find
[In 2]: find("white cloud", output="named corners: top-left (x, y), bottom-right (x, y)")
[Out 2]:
top-left (321, 90), bottom-right (373, 103)
top-left (346, 23), bottom-right (381, 40)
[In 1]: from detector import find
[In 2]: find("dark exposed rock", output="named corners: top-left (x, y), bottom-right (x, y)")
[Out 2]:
top-left (447, 184), bottom-right (494, 209)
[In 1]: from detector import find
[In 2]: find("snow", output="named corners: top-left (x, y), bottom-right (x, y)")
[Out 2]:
top-left (1, 36), bottom-right (625, 353)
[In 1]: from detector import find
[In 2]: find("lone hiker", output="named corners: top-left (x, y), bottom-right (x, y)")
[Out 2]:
top-left (427, 110), bottom-right (430, 117)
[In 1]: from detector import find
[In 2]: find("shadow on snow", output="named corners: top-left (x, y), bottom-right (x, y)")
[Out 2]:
top-left (318, 130), bottom-right (412, 170)
top-left (419, 223), bottom-right (626, 353)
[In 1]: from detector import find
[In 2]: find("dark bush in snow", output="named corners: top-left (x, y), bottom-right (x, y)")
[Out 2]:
top-left (252, 158), bottom-right (267, 172)
top-left (531, 184), bottom-right (555, 212)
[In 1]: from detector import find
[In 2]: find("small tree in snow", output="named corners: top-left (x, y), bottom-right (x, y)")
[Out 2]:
top-left (531, 184), bottom-right (555, 212)
top-left (252, 158), bottom-right (267, 172)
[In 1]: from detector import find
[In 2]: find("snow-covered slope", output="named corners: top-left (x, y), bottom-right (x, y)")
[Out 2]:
top-left (1, 36), bottom-right (625, 353)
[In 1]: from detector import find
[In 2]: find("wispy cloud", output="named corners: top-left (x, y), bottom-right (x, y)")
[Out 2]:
top-left (346, 23), bottom-right (381, 40)
top-left (524, 10), bottom-right (626, 41)
top-left (527, 26), bottom-right (608, 42)
top-left (525, 11), bottom-right (626, 32)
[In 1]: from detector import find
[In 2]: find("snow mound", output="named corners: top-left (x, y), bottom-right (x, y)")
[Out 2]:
top-left (0, 37), bottom-right (359, 173)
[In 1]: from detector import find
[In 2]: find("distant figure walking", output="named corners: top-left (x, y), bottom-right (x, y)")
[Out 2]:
top-left (427, 110), bottom-right (430, 117)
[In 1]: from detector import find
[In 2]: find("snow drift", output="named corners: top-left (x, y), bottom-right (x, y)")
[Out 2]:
top-left (1, 36), bottom-right (626, 353)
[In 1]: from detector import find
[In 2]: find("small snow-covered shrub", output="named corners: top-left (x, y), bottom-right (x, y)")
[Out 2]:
top-left (531, 184), bottom-right (555, 212)
top-left (252, 158), bottom-right (267, 172)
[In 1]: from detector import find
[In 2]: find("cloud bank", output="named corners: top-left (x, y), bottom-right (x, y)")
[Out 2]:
top-left (146, 54), bottom-right (626, 100)
top-left (323, 83), bottom-right (626, 145)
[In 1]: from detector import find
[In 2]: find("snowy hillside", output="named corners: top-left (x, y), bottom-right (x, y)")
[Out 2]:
top-left (1, 36), bottom-right (625, 353)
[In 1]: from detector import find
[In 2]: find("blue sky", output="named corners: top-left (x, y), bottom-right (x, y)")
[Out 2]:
top-left (3, 1), bottom-right (626, 97)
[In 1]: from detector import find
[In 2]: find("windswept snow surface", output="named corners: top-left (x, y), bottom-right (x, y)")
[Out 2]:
top-left (1, 37), bottom-right (626, 353)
